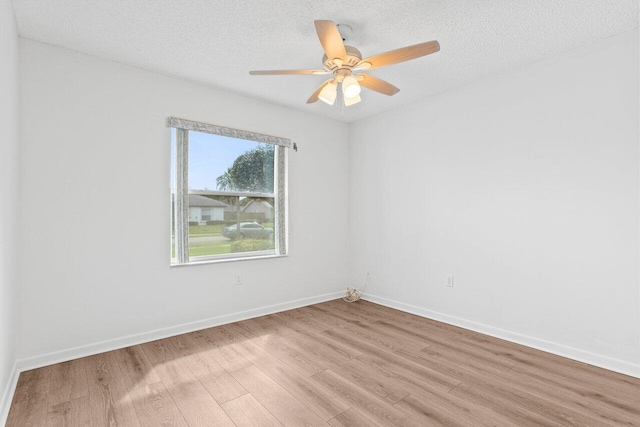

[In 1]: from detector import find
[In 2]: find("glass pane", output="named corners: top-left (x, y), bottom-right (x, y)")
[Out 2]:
top-left (188, 196), bottom-right (275, 258)
top-left (188, 131), bottom-right (275, 194)
top-left (171, 191), bottom-right (176, 262)
top-left (170, 130), bottom-right (177, 263)
top-left (170, 128), bottom-right (176, 191)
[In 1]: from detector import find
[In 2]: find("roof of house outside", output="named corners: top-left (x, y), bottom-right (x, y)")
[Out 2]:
top-left (188, 194), bottom-right (229, 208)
top-left (241, 199), bottom-right (273, 212)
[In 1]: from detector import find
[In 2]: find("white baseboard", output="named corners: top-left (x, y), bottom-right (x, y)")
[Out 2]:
top-left (363, 293), bottom-right (640, 379)
top-left (15, 290), bottom-right (344, 373)
top-left (0, 362), bottom-right (19, 427)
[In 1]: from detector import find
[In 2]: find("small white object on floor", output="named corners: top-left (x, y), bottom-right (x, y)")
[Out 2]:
top-left (343, 287), bottom-right (361, 303)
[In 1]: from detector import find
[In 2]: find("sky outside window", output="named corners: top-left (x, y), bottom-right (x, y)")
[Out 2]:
top-left (187, 131), bottom-right (268, 191)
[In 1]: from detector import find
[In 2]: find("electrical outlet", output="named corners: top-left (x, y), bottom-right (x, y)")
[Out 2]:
top-left (447, 275), bottom-right (454, 287)
top-left (235, 273), bottom-right (243, 286)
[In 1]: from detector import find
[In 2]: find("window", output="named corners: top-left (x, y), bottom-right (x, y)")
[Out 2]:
top-left (169, 117), bottom-right (289, 265)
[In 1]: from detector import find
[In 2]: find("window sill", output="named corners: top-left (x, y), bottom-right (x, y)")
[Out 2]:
top-left (170, 253), bottom-right (288, 267)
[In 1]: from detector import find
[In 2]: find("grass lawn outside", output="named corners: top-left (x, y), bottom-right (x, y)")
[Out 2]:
top-left (171, 237), bottom-right (232, 257)
top-left (189, 239), bottom-right (232, 256)
top-left (189, 224), bottom-right (225, 235)
top-left (172, 222), bottom-right (277, 258)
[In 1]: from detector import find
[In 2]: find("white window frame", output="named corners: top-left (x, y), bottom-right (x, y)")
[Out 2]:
top-left (168, 117), bottom-right (289, 265)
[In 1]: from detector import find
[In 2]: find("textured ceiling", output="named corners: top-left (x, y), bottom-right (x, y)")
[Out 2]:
top-left (10, 0), bottom-right (638, 122)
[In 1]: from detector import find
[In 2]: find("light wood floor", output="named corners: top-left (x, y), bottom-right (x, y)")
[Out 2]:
top-left (6, 300), bottom-right (640, 426)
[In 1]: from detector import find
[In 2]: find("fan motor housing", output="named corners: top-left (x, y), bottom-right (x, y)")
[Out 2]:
top-left (323, 46), bottom-right (362, 72)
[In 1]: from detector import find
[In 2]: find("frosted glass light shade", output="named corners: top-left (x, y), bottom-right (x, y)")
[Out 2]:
top-left (318, 82), bottom-right (337, 105)
top-left (343, 94), bottom-right (361, 106)
top-left (342, 76), bottom-right (361, 99)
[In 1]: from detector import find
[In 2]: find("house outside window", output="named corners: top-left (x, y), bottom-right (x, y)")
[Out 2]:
top-left (169, 117), bottom-right (289, 265)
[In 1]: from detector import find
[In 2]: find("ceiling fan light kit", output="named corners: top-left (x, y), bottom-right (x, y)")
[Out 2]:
top-left (250, 20), bottom-right (440, 108)
top-left (342, 75), bottom-right (361, 99)
top-left (318, 81), bottom-right (338, 105)
top-left (343, 94), bottom-right (362, 107)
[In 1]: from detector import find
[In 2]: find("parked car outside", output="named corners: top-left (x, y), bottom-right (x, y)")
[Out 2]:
top-left (222, 222), bottom-right (274, 240)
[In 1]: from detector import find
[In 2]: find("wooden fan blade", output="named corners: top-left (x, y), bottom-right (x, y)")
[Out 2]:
top-left (359, 40), bottom-right (440, 70)
top-left (307, 79), bottom-right (333, 104)
top-left (314, 20), bottom-right (347, 62)
top-left (250, 69), bottom-right (329, 75)
top-left (358, 74), bottom-right (400, 96)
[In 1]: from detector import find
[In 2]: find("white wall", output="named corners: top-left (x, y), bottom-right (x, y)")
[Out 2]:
top-left (18, 39), bottom-right (350, 363)
top-left (350, 30), bottom-right (639, 375)
top-left (0, 0), bottom-right (20, 419)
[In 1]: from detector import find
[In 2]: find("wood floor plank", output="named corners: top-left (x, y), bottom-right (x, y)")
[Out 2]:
top-left (256, 333), bottom-right (328, 377)
top-left (353, 351), bottom-right (460, 395)
top-left (319, 300), bottom-right (415, 330)
top-left (171, 333), bottom-right (227, 379)
top-left (139, 338), bottom-right (194, 385)
top-left (321, 324), bottom-right (465, 394)
top-left (321, 322), bottom-right (509, 398)
top-left (129, 382), bottom-right (188, 427)
top-left (300, 329), bottom-right (364, 359)
top-left (164, 380), bottom-right (236, 426)
top-left (193, 327), bottom-right (253, 372)
top-left (256, 313), bottom-right (298, 336)
top-left (271, 332), bottom-right (352, 373)
top-left (199, 372), bottom-right (248, 404)
top-left (11, 365), bottom-right (52, 403)
top-left (510, 350), bottom-right (640, 399)
top-left (216, 321), bottom-right (266, 344)
top-left (393, 389), bottom-right (520, 427)
top-left (6, 367), bottom-right (51, 427)
top-left (409, 345), bottom-right (625, 427)
top-left (459, 329), bottom-right (552, 362)
top-left (507, 363), bottom-right (640, 425)
top-left (327, 408), bottom-right (382, 427)
top-left (138, 337), bottom-right (236, 425)
top-left (375, 319), bottom-right (517, 372)
top-left (46, 396), bottom-right (92, 427)
top-left (5, 394), bottom-right (50, 427)
top-left (408, 345), bottom-right (622, 426)
top-left (331, 322), bottom-right (404, 353)
top-left (321, 300), bottom-right (451, 338)
top-left (355, 300), bottom-right (471, 338)
top-left (404, 344), bottom-right (638, 426)
top-left (274, 309), bottom-right (331, 334)
top-left (298, 306), bottom-right (351, 329)
top-left (396, 345), bottom-right (510, 383)
top-left (321, 326), bottom-right (391, 357)
top-left (330, 357), bottom-right (411, 405)
top-left (295, 328), bottom-right (432, 406)
top-left (48, 358), bottom-right (89, 407)
top-left (311, 369), bottom-right (424, 427)
top-left (231, 338), bottom-right (350, 421)
top-left (221, 393), bottom-right (284, 427)
top-left (420, 341), bottom-right (517, 375)
top-left (313, 305), bottom-right (427, 353)
top-left (114, 345), bottom-right (161, 391)
top-left (231, 365), bottom-right (329, 426)
top-left (450, 377), bottom-right (615, 427)
top-left (227, 313), bottom-right (296, 342)
top-left (85, 352), bottom-right (141, 427)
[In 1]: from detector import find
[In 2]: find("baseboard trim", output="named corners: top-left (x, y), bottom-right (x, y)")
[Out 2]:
top-left (0, 362), bottom-right (20, 426)
top-left (15, 290), bottom-right (344, 373)
top-left (363, 294), bottom-right (640, 379)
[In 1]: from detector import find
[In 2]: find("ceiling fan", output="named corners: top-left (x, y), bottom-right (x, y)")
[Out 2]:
top-left (249, 20), bottom-right (440, 107)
